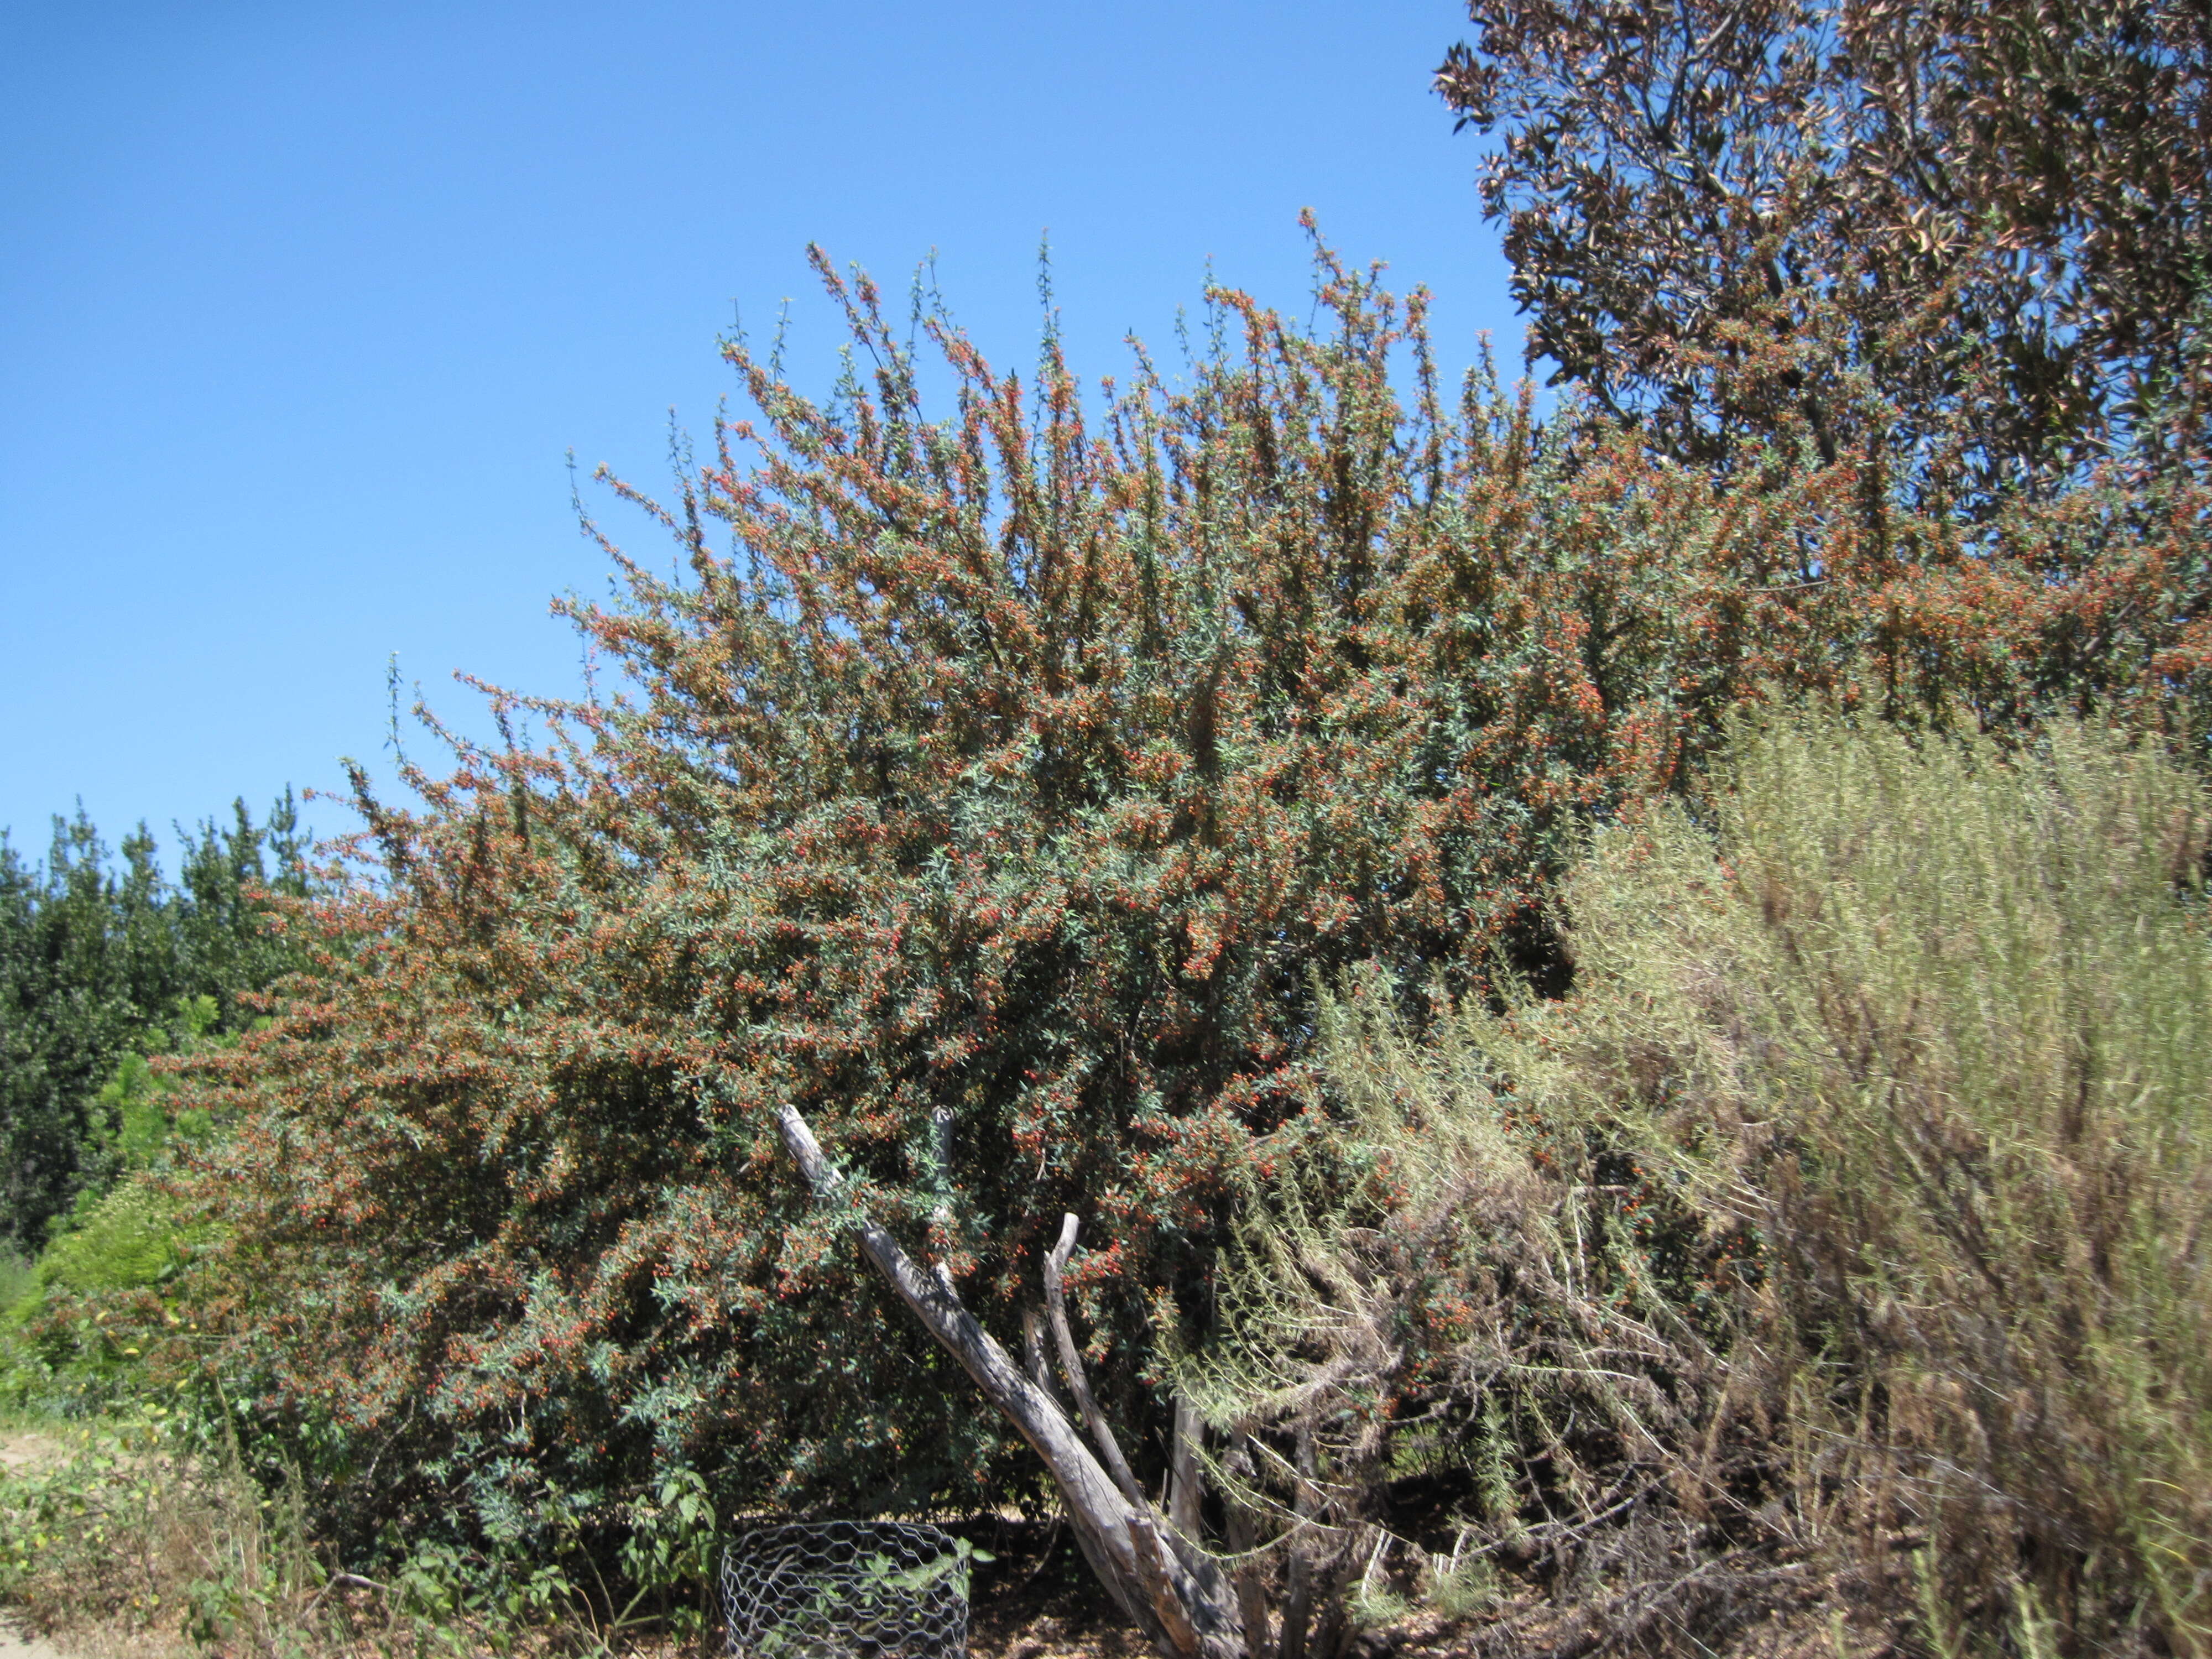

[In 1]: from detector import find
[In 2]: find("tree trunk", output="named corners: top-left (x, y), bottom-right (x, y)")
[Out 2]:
top-left (1168, 1395), bottom-right (1203, 1540)
top-left (776, 1104), bottom-right (1246, 1659)
top-left (1275, 1426), bottom-right (1322, 1659)
top-left (1223, 1433), bottom-right (1276, 1659)
top-left (1042, 1212), bottom-right (1147, 1509)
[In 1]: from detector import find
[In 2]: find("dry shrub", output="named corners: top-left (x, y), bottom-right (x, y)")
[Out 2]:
top-left (0, 1411), bottom-right (336, 1655)
top-left (1171, 979), bottom-right (1763, 1659)
top-left (1183, 712), bottom-right (2211, 1659)
top-left (1503, 712), bottom-right (2212, 1657)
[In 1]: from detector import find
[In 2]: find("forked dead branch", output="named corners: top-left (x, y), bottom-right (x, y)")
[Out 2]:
top-left (776, 1103), bottom-right (1245, 1659)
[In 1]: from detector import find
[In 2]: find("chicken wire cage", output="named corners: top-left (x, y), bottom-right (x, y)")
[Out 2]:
top-left (720, 1521), bottom-right (972, 1659)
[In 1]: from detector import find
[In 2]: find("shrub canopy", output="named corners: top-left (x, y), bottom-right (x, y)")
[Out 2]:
top-left (184, 239), bottom-right (2210, 1552)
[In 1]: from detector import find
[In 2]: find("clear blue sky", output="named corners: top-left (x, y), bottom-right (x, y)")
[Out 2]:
top-left (1, 0), bottom-right (1519, 864)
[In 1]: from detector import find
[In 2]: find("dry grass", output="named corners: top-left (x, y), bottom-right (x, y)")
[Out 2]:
top-left (0, 1410), bottom-right (615, 1658)
top-left (0, 1412), bottom-right (326, 1655)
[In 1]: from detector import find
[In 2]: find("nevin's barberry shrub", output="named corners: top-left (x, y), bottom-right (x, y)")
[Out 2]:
top-left (180, 233), bottom-right (2211, 1571)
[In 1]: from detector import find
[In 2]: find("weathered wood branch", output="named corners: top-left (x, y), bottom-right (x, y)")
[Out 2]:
top-left (1021, 1305), bottom-right (1056, 1397)
top-left (1044, 1212), bottom-right (1147, 1509)
top-left (775, 1103), bottom-right (1245, 1659)
top-left (1168, 1394), bottom-right (1203, 1539)
top-left (1223, 1433), bottom-right (1276, 1659)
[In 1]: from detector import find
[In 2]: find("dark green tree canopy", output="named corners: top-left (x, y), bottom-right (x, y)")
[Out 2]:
top-left (0, 794), bottom-right (311, 1247)
top-left (1438, 0), bottom-right (2211, 504)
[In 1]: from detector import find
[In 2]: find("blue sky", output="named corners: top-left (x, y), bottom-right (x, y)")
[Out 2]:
top-left (1, 1), bottom-right (1520, 863)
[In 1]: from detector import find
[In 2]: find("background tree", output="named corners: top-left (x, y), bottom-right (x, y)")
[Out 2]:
top-left (170, 794), bottom-right (316, 1036)
top-left (0, 792), bottom-right (311, 1248)
top-left (1, 816), bottom-right (168, 1248)
top-left (1435, 0), bottom-right (2211, 506)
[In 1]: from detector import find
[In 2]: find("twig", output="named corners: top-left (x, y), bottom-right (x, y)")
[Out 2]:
top-left (299, 1570), bottom-right (393, 1621)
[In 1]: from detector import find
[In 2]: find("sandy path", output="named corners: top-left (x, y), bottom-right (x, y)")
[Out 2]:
top-left (0, 1624), bottom-right (63, 1659)
top-left (0, 1434), bottom-right (57, 1474)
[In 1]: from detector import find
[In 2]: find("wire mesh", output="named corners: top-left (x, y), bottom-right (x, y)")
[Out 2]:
top-left (721, 1521), bottom-right (972, 1659)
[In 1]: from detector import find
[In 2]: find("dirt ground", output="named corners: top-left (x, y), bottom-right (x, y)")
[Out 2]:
top-left (964, 1522), bottom-right (1152, 1659)
top-left (0, 1627), bottom-right (63, 1659)
top-left (0, 1434), bottom-right (58, 1477)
